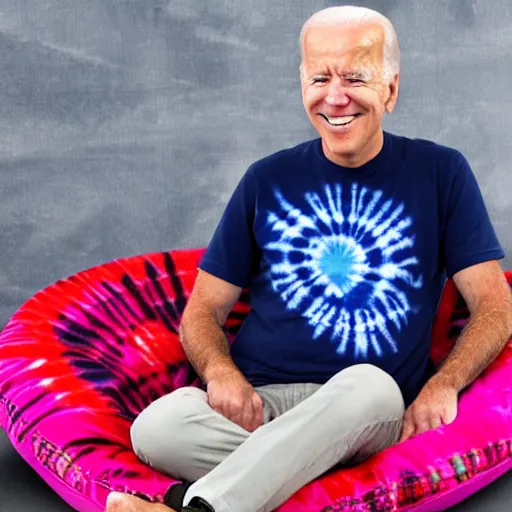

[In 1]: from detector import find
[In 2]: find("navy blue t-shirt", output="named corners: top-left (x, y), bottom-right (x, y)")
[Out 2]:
top-left (199, 131), bottom-right (504, 405)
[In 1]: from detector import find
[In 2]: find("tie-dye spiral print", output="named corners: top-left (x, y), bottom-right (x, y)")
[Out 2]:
top-left (0, 248), bottom-right (511, 511)
top-left (264, 184), bottom-right (423, 358)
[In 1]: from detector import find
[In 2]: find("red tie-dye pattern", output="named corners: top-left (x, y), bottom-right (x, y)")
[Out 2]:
top-left (0, 249), bottom-right (510, 512)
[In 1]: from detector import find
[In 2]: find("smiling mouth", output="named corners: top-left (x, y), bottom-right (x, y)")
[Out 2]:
top-left (320, 114), bottom-right (361, 126)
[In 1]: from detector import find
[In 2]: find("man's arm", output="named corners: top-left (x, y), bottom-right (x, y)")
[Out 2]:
top-left (179, 269), bottom-right (264, 431)
top-left (179, 269), bottom-right (243, 383)
top-left (431, 259), bottom-right (512, 391)
top-left (400, 260), bottom-right (512, 441)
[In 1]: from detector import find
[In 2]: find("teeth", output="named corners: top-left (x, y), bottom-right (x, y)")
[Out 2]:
top-left (323, 115), bottom-right (356, 126)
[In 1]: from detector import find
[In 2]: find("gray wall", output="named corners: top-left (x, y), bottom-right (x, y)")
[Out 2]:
top-left (1, 0), bottom-right (510, 328)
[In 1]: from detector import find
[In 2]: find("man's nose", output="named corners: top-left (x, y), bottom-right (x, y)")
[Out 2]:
top-left (325, 81), bottom-right (351, 107)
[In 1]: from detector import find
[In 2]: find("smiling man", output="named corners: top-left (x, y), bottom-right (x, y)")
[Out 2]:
top-left (107, 6), bottom-right (512, 512)
top-left (301, 20), bottom-right (398, 168)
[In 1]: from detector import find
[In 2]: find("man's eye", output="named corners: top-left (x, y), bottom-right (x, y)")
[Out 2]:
top-left (312, 77), bottom-right (328, 84)
top-left (347, 78), bottom-right (364, 84)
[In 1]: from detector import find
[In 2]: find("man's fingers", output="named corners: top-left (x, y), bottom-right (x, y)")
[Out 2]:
top-left (251, 393), bottom-right (264, 429)
top-left (253, 392), bottom-right (263, 409)
top-left (442, 403), bottom-right (458, 425)
top-left (399, 416), bottom-right (415, 443)
top-left (427, 415), bottom-right (442, 431)
top-left (215, 395), bottom-right (244, 427)
top-left (400, 405), bottom-right (447, 442)
top-left (208, 397), bottom-right (225, 418)
top-left (240, 402), bottom-right (256, 432)
top-left (237, 394), bottom-right (263, 433)
top-left (415, 415), bottom-right (433, 435)
top-left (236, 392), bottom-right (261, 432)
top-left (398, 385), bottom-right (458, 442)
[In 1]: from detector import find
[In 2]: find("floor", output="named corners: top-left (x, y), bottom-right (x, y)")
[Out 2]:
top-left (1, 429), bottom-right (511, 511)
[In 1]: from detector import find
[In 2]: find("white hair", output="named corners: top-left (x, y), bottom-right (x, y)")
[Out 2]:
top-left (299, 6), bottom-right (400, 82)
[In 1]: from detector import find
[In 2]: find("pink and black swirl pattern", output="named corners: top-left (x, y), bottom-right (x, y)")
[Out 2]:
top-left (0, 249), bottom-right (511, 512)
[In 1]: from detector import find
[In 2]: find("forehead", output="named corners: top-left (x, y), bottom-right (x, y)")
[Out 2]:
top-left (302, 23), bottom-right (385, 71)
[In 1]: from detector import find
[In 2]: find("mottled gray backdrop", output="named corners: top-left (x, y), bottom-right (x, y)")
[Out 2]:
top-left (1, 0), bottom-right (511, 329)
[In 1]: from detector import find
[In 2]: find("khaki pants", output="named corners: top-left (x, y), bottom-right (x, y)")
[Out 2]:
top-left (131, 364), bottom-right (405, 512)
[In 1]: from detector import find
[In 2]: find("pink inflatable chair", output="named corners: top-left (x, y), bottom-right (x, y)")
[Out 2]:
top-left (0, 248), bottom-right (511, 511)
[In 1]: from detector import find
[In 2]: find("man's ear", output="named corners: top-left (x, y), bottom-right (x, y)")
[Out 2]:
top-left (385, 72), bottom-right (400, 113)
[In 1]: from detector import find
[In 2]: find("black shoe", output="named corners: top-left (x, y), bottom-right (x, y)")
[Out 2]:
top-left (182, 496), bottom-right (214, 511)
top-left (163, 482), bottom-right (193, 509)
top-left (163, 483), bottom-right (214, 512)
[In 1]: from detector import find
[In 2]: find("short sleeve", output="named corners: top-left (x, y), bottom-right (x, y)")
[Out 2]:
top-left (198, 168), bottom-right (259, 288)
top-left (441, 152), bottom-right (504, 278)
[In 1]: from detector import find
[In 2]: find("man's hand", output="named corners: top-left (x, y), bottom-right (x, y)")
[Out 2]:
top-left (399, 378), bottom-right (458, 442)
top-left (207, 369), bottom-right (264, 432)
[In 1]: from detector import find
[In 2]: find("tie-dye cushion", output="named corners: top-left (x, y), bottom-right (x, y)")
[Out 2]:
top-left (0, 249), bottom-right (510, 511)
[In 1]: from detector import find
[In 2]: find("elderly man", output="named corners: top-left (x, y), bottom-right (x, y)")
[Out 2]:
top-left (107, 5), bottom-right (512, 512)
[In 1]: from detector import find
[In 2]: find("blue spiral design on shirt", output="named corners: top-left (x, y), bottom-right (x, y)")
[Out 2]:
top-left (264, 183), bottom-right (423, 358)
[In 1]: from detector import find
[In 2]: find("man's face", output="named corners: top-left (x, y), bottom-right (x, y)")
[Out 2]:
top-left (301, 22), bottom-right (399, 167)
